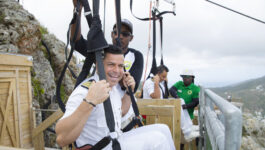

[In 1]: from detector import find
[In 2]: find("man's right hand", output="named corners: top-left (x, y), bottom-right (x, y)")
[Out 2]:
top-left (85, 80), bottom-right (111, 105)
top-left (153, 75), bottom-right (160, 84)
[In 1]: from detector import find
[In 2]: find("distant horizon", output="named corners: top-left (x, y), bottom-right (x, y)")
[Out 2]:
top-left (198, 74), bottom-right (265, 88)
top-left (136, 73), bottom-right (265, 90)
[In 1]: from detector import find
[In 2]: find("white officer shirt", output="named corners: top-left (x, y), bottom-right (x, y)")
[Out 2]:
top-left (61, 74), bottom-right (124, 148)
top-left (143, 78), bottom-right (165, 99)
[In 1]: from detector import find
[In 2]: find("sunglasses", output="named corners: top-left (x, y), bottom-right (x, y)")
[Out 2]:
top-left (113, 30), bottom-right (132, 37)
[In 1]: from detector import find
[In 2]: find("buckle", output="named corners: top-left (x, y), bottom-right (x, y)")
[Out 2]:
top-left (84, 11), bottom-right (92, 16)
top-left (109, 131), bottom-right (121, 139)
top-left (133, 115), bottom-right (142, 121)
top-left (121, 114), bottom-right (135, 129)
top-left (74, 7), bottom-right (79, 15)
top-left (132, 115), bottom-right (144, 127)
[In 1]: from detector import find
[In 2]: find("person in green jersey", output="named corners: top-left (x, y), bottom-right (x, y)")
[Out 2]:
top-left (169, 69), bottom-right (200, 120)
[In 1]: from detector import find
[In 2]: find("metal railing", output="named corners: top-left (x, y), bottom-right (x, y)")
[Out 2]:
top-left (199, 87), bottom-right (242, 150)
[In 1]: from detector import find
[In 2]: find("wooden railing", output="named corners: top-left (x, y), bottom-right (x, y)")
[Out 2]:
top-left (32, 109), bottom-right (64, 150)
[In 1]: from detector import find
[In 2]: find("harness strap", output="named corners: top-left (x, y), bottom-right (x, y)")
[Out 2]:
top-left (113, 0), bottom-right (143, 130)
top-left (141, 12), bottom-right (171, 98)
top-left (74, 0), bottom-right (94, 89)
top-left (91, 0), bottom-right (120, 149)
top-left (91, 136), bottom-right (112, 150)
top-left (130, 0), bottom-right (175, 81)
top-left (148, 10), bottom-right (158, 78)
top-left (122, 116), bottom-right (144, 132)
top-left (114, 0), bottom-right (122, 48)
top-left (95, 51), bottom-right (121, 150)
top-left (114, 0), bottom-right (143, 131)
top-left (56, 0), bottom-right (82, 112)
top-left (81, 0), bottom-right (93, 27)
top-left (158, 83), bottom-right (165, 98)
top-left (158, 17), bottom-right (170, 98)
top-left (164, 81), bottom-right (169, 98)
top-left (63, 7), bottom-right (80, 79)
top-left (159, 17), bottom-right (164, 65)
top-left (75, 144), bottom-right (92, 150)
top-left (130, 0), bottom-right (175, 21)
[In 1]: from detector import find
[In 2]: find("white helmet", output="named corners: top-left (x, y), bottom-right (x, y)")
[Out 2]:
top-left (180, 69), bottom-right (195, 77)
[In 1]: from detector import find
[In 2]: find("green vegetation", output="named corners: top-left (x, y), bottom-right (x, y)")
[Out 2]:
top-left (31, 69), bottom-right (45, 106)
top-left (39, 25), bottom-right (48, 35)
top-left (32, 77), bottom-right (45, 97)
top-left (32, 77), bottom-right (45, 105)
top-left (242, 126), bottom-right (248, 136)
top-left (60, 84), bottom-right (67, 103)
top-left (0, 12), bottom-right (5, 23)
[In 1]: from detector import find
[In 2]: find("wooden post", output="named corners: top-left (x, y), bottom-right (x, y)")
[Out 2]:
top-left (32, 132), bottom-right (44, 150)
top-left (32, 109), bottom-right (63, 150)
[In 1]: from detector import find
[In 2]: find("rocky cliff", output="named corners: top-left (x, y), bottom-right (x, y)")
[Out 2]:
top-left (241, 113), bottom-right (265, 150)
top-left (0, 0), bottom-right (79, 147)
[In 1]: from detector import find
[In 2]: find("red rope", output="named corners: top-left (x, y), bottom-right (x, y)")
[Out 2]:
top-left (141, 1), bottom-right (152, 90)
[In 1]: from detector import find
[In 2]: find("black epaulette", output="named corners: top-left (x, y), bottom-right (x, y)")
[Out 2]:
top-left (81, 79), bottom-right (95, 89)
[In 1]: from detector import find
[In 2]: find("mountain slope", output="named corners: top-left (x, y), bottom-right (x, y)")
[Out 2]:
top-left (211, 75), bottom-right (265, 115)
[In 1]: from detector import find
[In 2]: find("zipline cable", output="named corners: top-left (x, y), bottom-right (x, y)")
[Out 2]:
top-left (206, 0), bottom-right (265, 24)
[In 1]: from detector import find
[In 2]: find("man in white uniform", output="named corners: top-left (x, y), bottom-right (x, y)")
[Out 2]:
top-left (143, 65), bottom-right (169, 99)
top-left (56, 45), bottom-right (175, 150)
top-left (143, 65), bottom-right (200, 142)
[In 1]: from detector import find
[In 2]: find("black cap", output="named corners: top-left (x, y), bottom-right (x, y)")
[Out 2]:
top-left (113, 19), bottom-right (133, 34)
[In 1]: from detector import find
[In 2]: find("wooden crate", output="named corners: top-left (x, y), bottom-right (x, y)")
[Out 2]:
top-left (0, 53), bottom-right (34, 148)
top-left (137, 99), bottom-right (181, 150)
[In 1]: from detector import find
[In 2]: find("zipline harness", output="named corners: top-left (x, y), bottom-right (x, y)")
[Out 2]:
top-left (130, 0), bottom-right (175, 98)
top-left (56, 0), bottom-right (143, 149)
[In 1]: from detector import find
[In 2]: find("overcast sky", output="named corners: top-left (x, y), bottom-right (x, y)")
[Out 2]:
top-left (21, 0), bottom-right (265, 87)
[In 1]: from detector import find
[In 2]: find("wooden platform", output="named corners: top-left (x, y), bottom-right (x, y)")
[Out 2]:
top-left (0, 53), bottom-right (34, 149)
top-left (137, 99), bottom-right (181, 150)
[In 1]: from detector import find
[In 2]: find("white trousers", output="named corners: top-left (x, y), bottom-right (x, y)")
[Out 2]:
top-left (179, 98), bottom-right (193, 136)
top-left (103, 124), bottom-right (175, 150)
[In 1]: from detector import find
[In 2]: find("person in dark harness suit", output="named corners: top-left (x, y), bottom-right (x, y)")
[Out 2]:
top-left (74, 19), bottom-right (143, 91)
top-left (55, 45), bottom-right (175, 150)
top-left (70, 0), bottom-right (143, 130)
top-left (71, 0), bottom-right (143, 92)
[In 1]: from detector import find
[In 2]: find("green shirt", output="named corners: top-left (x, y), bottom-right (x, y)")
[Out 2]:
top-left (173, 81), bottom-right (200, 119)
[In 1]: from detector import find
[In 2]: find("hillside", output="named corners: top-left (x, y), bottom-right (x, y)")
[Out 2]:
top-left (211, 75), bottom-right (265, 115)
